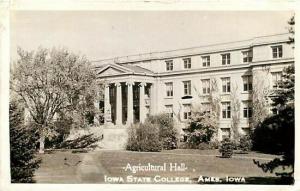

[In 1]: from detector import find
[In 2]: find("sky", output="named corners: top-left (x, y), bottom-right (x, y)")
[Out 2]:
top-left (10, 11), bottom-right (293, 62)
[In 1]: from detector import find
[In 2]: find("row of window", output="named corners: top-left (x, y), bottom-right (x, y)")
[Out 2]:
top-left (165, 76), bottom-right (253, 97)
top-left (165, 45), bottom-right (283, 71)
top-left (165, 101), bottom-right (253, 120)
top-left (165, 72), bottom-right (282, 97)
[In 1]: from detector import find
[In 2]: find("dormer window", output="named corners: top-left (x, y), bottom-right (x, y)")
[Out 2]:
top-left (166, 60), bottom-right (173, 71)
top-left (242, 50), bottom-right (253, 63)
top-left (183, 58), bottom-right (191, 69)
top-left (221, 53), bottom-right (230, 65)
top-left (202, 56), bottom-right (210, 67)
top-left (271, 45), bottom-right (283, 58)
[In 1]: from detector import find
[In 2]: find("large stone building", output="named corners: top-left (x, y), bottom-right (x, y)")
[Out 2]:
top-left (94, 33), bottom-right (294, 141)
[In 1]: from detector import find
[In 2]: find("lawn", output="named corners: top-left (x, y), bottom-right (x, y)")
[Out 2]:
top-left (34, 149), bottom-right (289, 184)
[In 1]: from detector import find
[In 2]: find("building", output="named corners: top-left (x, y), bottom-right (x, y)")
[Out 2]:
top-left (94, 33), bottom-right (294, 141)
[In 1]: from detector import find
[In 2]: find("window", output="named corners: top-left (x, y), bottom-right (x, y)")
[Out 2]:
top-left (183, 104), bottom-right (192, 120)
top-left (221, 53), bottom-right (230, 65)
top-left (242, 75), bottom-right (253, 91)
top-left (221, 77), bottom-right (231, 93)
top-left (201, 103), bottom-right (211, 114)
top-left (166, 60), bottom-right (173, 71)
top-left (222, 102), bottom-right (231, 119)
top-left (202, 56), bottom-right (210, 67)
top-left (272, 45), bottom-right (283, 58)
top-left (243, 101), bottom-right (253, 118)
top-left (221, 128), bottom-right (231, 140)
top-left (183, 58), bottom-right (191, 69)
top-left (201, 79), bottom-right (210, 95)
top-left (242, 128), bottom-right (250, 135)
top-left (242, 50), bottom-right (253, 63)
top-left (271, 72), bottom-right (282, 89)
top-left (183, 81), bottom-right (191, 96)
top-left (165, 105), bottom-right (173, 118)
top-left (165, 82), bottom-right (173, 97)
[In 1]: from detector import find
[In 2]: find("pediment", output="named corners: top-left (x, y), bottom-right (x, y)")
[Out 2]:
top-left (97, 64), bottom-right (131, 77)
top-left (100, 67), bottom-right (125, 76)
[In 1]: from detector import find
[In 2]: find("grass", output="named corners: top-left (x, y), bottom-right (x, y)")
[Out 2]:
top-left (34, 149), bottom-right (292, 184)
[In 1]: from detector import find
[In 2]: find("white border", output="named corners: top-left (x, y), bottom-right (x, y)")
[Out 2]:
top-left (1, 1), bottom-right (300, 191)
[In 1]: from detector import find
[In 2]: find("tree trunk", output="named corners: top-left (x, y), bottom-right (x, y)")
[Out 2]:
top-left (39, 135), bottom-right (45, 154)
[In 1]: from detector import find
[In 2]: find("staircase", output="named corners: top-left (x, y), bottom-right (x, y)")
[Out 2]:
top-left (97, 124), bottom-right (129, 150)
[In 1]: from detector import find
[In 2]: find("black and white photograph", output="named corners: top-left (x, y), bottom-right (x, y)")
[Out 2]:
top-left (0, 2), bottom-right (298, 190)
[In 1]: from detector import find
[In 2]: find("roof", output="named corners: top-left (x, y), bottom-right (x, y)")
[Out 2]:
top-left (91, 33), bottom-right (291, 67)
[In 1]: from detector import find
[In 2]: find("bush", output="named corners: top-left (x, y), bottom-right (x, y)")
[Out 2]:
top-left (252, 107), bottom-right (294, 155)
top-left (126, 125), bottom-right (140, 151)
top-left (146, 114), bottom-right (178, 150)
top-left (219, 138), bottom-right (234, 158)
top-left (45, 118), bottom-right (73, 149)
top-left (239, 135), bottom-right (252, 153)
top-left (126, 122), bottom-right (162, 152)
top-left (10, 102), bottom-right (41, 183)
top-left (186, 110), bottom-right (217, 148)
top-left (197, 142), bottom-right (210, 150)
top-left (209, 140), bottom-right (220, 149)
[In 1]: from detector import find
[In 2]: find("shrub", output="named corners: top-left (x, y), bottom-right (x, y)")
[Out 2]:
top-left (10, 102), bottom-right (41, 183)
top-left (186, 109), bottom-right (217, 148)
top-left (126, 122), bottom-right (162, 152)
top-left (219, 138), bottom-right (235, 158)
top-left (197, 142), bottom-right (210, 150)
top-left (146, 114), bottom-right (178, 150)
top-left (45, 118), bottom-right (73, 149)
top-left (239, 135), bottom-right (252, 153)
top-left (252, 107), bottom-right (294, 155)
top-left (209, 140), bottom-right (220, 149)
top-left (126, 125), bottom-right (140, 151)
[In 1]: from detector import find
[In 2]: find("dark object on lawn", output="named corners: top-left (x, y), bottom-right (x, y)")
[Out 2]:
top-left (72, 149), bottom-right (88, 153)
top-left (56, 134), bottom-right (101, 149)
top-left (64, 159), bottom-right (82, 166)
top-left (219, 138), bottom-right (234, 158)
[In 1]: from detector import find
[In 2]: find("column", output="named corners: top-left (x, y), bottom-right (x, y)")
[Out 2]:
top-left (93, 91), bottom-right (100, 125)
top-left (139, 82), bottom-right (146, 123)
top-left (115, 82), bottom-right (122, 125)
top-left (126, 81), bottom-right (134, 125)
top-left (104, 84), bottom-right (112, 124)
top-left (150, 82), bottom-right (156, 115)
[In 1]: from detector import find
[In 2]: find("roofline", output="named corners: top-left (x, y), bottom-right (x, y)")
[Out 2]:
top-left (91, 33), bottom-right (291, 64)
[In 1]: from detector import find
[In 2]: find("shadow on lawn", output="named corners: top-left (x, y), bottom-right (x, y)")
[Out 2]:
top-left (193, 176), bottom-right (294, 185)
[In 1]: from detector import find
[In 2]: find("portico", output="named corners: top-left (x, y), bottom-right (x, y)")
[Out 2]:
top-left (104, 81), bottom-right (152, 125)
top-left (96, 63), bottom-right (155, 126)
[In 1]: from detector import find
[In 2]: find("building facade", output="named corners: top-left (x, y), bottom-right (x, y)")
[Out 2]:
top-left (94, 33), bottom-right (294, 141)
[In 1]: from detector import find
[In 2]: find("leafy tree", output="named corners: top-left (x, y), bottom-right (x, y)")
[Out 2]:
top-left (11, 47), bottom-right (102, 153)
top-left (186, 105), bottom-right (218, 147)
top-left (253, 16), bottom-right (295, 182)
top-left (253, 106), bottom-right (294, 181)
top-left (10, 101), bottom-right (41, 183)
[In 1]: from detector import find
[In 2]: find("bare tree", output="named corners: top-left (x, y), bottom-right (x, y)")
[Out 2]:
top-left (209, 78), bottom-right (221, 119)
top-left (11, 47), bottom-right (103, 153)
top-left (251, 67), bottom-right (271, 128)
top-left (230, 83), bottom-right (241, 141)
